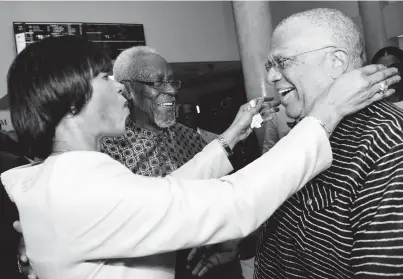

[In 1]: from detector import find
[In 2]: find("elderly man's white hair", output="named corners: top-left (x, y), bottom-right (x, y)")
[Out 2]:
top-left (113, 46), bottom-right (159, 82)
top-left (277, 8), bottom-right (365, 67)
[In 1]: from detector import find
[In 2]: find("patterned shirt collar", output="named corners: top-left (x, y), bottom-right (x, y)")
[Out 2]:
top-left (125, 117), bottom-right (175, 140)
top-left (101, 118), bottom-right (206, 177)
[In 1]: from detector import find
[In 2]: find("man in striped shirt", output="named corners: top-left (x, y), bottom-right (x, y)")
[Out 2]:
top-left (256, 8), bottom-right (403, 278)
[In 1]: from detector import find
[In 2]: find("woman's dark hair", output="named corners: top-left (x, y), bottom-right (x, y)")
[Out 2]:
top-left (7, 35), bottom-right (112, 159)
top-left (371, 46), bottom-right (403, 64)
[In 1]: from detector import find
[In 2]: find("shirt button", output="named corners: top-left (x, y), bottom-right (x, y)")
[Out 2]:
top-left (307, 199), bottom-right (313, 206)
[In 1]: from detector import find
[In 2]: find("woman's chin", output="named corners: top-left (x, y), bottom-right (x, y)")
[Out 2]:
top-left (104, 127), bottom-right (126, 138)
top-left (116, 125), bottom-right (127, 137)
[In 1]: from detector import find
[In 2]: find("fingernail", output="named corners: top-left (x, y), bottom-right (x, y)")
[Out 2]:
top-left (20, 255), bottom-right (27, 262)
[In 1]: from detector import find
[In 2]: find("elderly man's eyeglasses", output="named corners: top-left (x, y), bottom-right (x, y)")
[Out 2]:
top-left (120, 79), bottom-right (182, 90)
top-left (265, 46), bottom-right (337, 72)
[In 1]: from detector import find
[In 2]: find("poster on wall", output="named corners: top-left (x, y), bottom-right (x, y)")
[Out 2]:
top-left (13, 22), bottom-right (83, 53)
top-left (83, 23), bottom-right (146, 59)
top-left (13, 22), bottom-right (146, 60)
top-left (0, 22), bottom-right (147, 116)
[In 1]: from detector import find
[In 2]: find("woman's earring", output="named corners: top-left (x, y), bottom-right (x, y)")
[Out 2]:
top-left (70, 106), bottom-right (78, 116)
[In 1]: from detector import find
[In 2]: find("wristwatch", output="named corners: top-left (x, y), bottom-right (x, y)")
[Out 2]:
top-left (218, 135), bottom-right (234, 156)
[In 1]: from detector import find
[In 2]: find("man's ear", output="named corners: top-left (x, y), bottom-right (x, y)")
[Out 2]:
top-left (329, 49), bottom-right (349, 79)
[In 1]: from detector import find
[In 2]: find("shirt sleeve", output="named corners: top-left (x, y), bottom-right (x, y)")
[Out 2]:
top-left (52, 117), bottom-right (332, 262)
top-left (262, 115), bottom-right (280, 154)
top-left (351, 144), bottom-right (403, 277)
top-left (171, 140), bottom-right (233, 179)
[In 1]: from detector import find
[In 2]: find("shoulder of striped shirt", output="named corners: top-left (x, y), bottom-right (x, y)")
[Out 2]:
top-left (362, 101), bottom-right (403, 140)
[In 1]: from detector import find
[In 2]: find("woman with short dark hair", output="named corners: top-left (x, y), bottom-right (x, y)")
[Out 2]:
top-left (1, 35), bottom-right (399, 279)
top-left (8, 35), bottom-right (113, 159)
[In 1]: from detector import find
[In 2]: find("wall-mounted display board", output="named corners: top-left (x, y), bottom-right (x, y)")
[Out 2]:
top-left (13, 22), bottom-right (146, 59)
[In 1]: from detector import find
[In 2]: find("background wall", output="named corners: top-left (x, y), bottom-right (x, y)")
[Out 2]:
top-left (0, 1), bottom-right (240, 100)
top-left (384, 1), bottom-right (403, 49)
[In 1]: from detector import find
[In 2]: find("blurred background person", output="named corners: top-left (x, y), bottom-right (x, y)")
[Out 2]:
top-left (177, 103), bottom-right (219, 144)
top-left (372, 46), bottom-right (403, 109)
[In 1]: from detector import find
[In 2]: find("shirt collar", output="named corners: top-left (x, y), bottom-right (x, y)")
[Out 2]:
top-left (125, 118), bottom-right (174, 140)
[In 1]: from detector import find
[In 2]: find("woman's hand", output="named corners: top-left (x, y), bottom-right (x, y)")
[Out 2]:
top-left (13, 221), bottom-right (38, 279)
top-left (186, 240), bottom-right (240, 277)
top-left (308, 64), bottom-right (401, 133)
top-left (221, 97), bottom-right (280, 150)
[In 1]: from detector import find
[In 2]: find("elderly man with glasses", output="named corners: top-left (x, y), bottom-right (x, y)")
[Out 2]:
top-left (102, 47), bottom-right (199, 178)
top-left (102, 46), bottom-right (243, 279)
top-left (254, 8), bottom-right (403, 279)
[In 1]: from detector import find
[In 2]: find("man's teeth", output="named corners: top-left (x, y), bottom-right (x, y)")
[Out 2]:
top-left (278, 88), bottom-right (294, 96)
top-left (160, 102), bottom-right (174, 106)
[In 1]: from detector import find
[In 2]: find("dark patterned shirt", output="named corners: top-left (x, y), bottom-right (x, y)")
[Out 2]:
top-left (255, 101), bottom-right (403, 279)
top-left (101, 118), bottom-right (206, 177)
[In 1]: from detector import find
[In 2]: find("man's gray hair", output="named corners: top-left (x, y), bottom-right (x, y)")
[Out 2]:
top-left (113, 46), bottom-right (159, 82)
top-left (278, 8), bottom-right (365, 67)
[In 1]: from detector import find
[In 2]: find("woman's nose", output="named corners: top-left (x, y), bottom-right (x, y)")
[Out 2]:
top-left (115, 80), bottom-right (124, 92)
top-left (115, 81), bottom-right (131, 100)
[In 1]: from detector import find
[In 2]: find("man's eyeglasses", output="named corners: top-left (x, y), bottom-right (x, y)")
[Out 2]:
top-left (120, 79), bottom-right (182, 90)
top-left (265, 46), bottom-right (337, 72)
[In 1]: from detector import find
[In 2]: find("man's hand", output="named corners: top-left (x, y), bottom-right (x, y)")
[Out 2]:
top-left (13, 221), bottom-right (38, 279)
top-left (186, 240), bottom-right (239, 277)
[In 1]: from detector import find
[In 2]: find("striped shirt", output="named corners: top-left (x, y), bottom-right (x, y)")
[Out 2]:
top-left (254, 101), bottom-right (403, 278)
